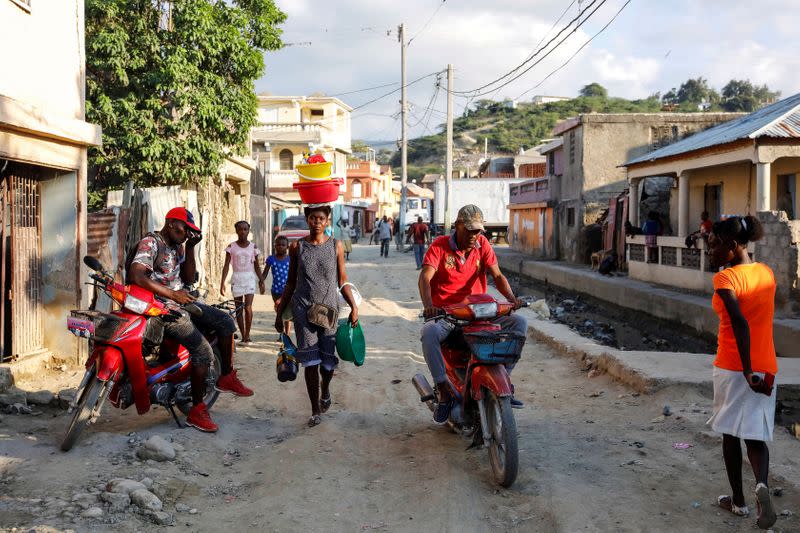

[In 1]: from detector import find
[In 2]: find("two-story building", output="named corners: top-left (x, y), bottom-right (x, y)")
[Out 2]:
top-left (251, 95), bottom-right (352, 245)
top-left (0, 0), bottom-right (101, 370)
top-left (550, 113), bottom-right (743, 263)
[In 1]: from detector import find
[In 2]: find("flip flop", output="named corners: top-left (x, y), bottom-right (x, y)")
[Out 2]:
top-left (308, 414), bottom-right (322, 427)
top-left (755, 483), bottom-right (777, 529)
top-left (320, 396), bottom-right (332, 413)
top-left (717, 495), bottom-right (749, 517)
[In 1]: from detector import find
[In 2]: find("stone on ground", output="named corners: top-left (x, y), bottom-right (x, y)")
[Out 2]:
top-left (130, 488), bottom-right (163, 512)
top-left (106, 478), bottom-right (146, 495)
top-left (136, 435), bottom-right (176, 462)
top-left (100, 491), bottom-right (130, 512)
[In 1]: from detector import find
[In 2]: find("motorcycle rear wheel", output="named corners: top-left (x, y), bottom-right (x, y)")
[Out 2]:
top-left (176, 345), bottom-right (222, 416)
top-left (485, 390), bottom-right (519, 488)
top-left (60, 377), bottom-right (106, 452)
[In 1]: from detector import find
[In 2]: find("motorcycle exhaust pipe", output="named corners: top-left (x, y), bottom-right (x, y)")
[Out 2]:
top-left (412, 373), bottom-right (435, 412)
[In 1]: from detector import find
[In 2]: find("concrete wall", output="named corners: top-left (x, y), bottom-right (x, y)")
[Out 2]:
top-left (0, 0), bottom-right (85, 121)
top-left (756, 211), bottom-right (800, 310)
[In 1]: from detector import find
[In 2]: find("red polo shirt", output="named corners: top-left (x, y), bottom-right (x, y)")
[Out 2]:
top-left (423, 234), bottom-right (497, 308)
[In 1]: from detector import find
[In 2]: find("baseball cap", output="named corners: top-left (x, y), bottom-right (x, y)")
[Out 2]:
top-left (456, 205), bottom-right (485, 231)
top-left (165, 207), bottom-right (200, 232)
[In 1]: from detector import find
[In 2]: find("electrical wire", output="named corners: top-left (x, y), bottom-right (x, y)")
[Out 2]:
top-left (516, 0), bottom-right (634, 100)
top-left (450, 0), bottom-right (607, 97)
top-left (330, 82), bottom-right (400, 97)
top-left (408, 0), bottom-right (447, 47)
top-left (348, 70), bottom-right (444, 112)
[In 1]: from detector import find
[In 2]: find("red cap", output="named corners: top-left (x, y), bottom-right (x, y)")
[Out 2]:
top-left (165, 207), bottom-right (200, 232)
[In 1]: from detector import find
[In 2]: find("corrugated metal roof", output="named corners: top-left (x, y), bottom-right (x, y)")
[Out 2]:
top-left (625, 92), bottom-right (800, 166)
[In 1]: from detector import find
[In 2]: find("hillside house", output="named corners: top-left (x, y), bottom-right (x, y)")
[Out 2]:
top-left (551, 113), bottom-right (743, 263)
top-left (623, 93), bottom-right (800, 306)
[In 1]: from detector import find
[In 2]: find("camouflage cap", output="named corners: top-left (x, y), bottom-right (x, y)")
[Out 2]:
top-left (456, 204), bottom-right (485, 231)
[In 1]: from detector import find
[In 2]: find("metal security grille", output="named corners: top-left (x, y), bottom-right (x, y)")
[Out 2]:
top-left (7, 173), bottom-right (43, 359)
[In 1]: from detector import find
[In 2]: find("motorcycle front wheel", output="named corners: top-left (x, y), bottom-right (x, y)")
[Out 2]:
top-left (485, 390), bottom-right (519, 488)
top-left (176, 345), bottom-right (222, 416)
top-left (60, 376), bottom-right (107, 452)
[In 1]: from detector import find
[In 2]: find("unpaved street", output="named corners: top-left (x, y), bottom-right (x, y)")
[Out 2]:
top-left (2, 243), bottom-right (800, 532)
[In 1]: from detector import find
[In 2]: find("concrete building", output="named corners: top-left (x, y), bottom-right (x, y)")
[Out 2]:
top-left (250, 95), bottom-right (352, 246)
top-left (551, 113), bottom-right (742, 263)
top-left (623, 93), bottom-right (800, 306)
top-left (532, 95), bottom-right (571, 106)
top-left (0, 0), bottom-right (101, 369)
top-left (514, 146), bottom-right (547, 178)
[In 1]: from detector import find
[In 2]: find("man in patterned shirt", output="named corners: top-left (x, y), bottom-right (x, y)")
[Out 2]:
top-left (128, 207), bottom-right (253, 433)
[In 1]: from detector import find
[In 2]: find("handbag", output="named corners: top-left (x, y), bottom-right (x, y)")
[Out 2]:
top-left (307, 302), bottom-right (338, 330)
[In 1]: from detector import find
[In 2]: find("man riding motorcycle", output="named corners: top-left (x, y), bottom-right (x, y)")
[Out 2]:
top-left (418, 205), bottom-right (527, 424)
top-left (126, 207), bottom-right (253, 433)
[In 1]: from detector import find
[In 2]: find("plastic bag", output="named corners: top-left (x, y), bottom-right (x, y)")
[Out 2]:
top-left (337, 282), bottom-right (362, 310)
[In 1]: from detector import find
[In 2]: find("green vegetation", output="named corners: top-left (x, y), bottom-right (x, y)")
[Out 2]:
top-left (398, 79), bottom-right (781, 167)
top-left (85, 0), bottom-right (285, 209)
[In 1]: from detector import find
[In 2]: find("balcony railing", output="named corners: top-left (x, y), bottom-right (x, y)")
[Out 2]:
top-left (256, 122), bottom-right (327, 132)
top-left (265, 170), bottom-right (296, 189)
top-left (510, 177), bottom-right (551, 205)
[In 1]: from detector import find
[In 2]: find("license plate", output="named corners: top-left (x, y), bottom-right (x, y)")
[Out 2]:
top-left (67, 317), bottom-right (94, 338)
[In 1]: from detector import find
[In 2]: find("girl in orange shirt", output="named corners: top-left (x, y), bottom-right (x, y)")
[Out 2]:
top-left (707, 215), bottom-right (777, 530)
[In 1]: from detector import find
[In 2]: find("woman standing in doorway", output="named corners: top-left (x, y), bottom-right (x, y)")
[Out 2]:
top-left (275, 205), bottom-right (359, 427)
top-left (707, 216), bottom-right (777, 530)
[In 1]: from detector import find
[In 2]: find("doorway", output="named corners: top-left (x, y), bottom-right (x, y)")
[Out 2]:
top-left (777, 174), bottom-right (796, 219)
top-left (704, 184), bottom-right (722, 221)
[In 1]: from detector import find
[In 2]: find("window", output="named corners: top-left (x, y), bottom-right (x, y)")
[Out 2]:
top-left (651, 125), bottom-right (680, 150)
top-left (352, 181), bottom-right (363, 198)
top-left (279, 149), bottom-right (293, 170)
top-left (535, 180), bottom-right (548, 192)
top-left (310, 109), bottom-right (324, 117)
top-left (569, 131), bottom-right (576, 165)
top-left (548, 153), bottom-right (555, 175)
top-left (408, 199), bottom-right (419, 210)
top-left (421, 199), bottom-right (428, 209)
top-left (567, 208), bottom-right (575, 227)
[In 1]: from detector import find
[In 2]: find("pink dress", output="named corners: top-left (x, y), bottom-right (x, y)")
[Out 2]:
top-left (225, 242), bottom-right (259, 297)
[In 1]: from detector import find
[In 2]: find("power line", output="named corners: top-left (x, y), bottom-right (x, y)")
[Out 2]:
top-left (408, 0), bottom-right (447, 47)
top-left (330, 82), bottom-right (400, 97)
top-left (516, 0), bottom-right (634, 100)
top-left (450, 0), bottom-right (606, 97)
top-left (349, 71), bottom-right (443, 113)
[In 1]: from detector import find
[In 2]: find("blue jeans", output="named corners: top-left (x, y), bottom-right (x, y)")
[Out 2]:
top-left (420, 314), bottom-right (527, 383)
top-left (380, 238), bottom-right (390, 257)
top-left (413, 243), bottom-right (426, 269)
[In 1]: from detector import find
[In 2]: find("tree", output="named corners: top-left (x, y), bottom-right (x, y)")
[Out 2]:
top-left (721, 79), bottom-right (781, 112)
top-left (676, 77), bottom-right (711, 106)
top-left (579, 83), bottom-right (608, 98)
top-left (86, 0), bottom-right (286, 193)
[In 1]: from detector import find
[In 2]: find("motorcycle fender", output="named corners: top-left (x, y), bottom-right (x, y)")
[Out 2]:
top-left (470, 365), bottom-right (513, 401)
top-left (121, 346), bottom-right (151, 415)
top-left (95, 346), bottom-right (123, 381)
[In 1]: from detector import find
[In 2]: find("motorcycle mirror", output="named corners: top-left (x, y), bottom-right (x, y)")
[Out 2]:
top-left (83, 256), bottom-right (105, 272)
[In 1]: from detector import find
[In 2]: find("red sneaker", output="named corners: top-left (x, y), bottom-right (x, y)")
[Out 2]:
top-left (215, 369), bottom-right (254, 397)
top-left (186, 402), bottom-right (218, 433)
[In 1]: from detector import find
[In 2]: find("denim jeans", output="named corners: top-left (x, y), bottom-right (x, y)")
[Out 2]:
top-left (413, 243), bottom-right (426, 268)
top-left (420, 313), bottom-right (527, 383)
top-left (380, 238), bottom-right (390, 257)
top-left (162, 302), bottom-right (236, 365)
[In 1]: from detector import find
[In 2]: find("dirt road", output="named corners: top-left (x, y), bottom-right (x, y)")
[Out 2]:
top-left (2, 243), bottom-right (800, 532)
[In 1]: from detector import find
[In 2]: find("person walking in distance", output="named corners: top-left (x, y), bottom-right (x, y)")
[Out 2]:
top-left (220, 221), bottom-right (264, 344)
top-left (394, 216), bottom-right (403, 251)
top-left (379, 215), bottom-right (393, 258)
top-left (264, 235), bottom-right (292, 337)
top-left (275, 205), bottom-right (359, 427)
top-left (410, 216), bottom-right (430, 270)
top-left (707, 216), bottom-right (777, 530)
top-left (369, 217), bottom-right (381, 245)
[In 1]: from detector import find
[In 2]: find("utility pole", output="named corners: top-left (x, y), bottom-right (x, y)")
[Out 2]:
top-left (444, 64), bottom-right (454, 233)
top-left (398, 23), bottom-right (408, 234)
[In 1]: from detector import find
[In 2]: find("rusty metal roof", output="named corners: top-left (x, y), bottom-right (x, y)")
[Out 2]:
top-left (624, 92), bottom-right (800, 166)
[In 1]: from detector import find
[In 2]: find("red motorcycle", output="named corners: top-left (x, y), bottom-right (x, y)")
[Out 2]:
top-left (413, 294), bottom-right (528, 487)
top-left (60, 256), bottom-right (233, 451)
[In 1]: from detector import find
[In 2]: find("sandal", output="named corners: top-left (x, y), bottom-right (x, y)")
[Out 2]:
top-left (755, 483), bottom-right (777, 529)
top-left (308, 414), bottom-right (322, 427)
top-left (320, 396), bottom-right (332, 413)
top-left (717, 495), bottom-right (749, 517)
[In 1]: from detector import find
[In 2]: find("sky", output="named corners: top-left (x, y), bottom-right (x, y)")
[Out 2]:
top-left (256, 0), bottom-right (800, 141)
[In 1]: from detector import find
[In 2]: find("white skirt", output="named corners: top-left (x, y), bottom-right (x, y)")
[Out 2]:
top-left (707, 367), bottom-right (776, 442)
top-left (231, 271), bottom-right (257, 298)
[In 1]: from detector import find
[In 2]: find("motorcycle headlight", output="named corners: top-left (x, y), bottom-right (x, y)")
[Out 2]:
top-left (469, 302), bottom-right (498, 319)
top-left (124, 294), bottom-right (149, 315)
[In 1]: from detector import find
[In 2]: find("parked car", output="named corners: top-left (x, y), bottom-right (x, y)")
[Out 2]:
top-left (277, 215), bottom-right (310, 242)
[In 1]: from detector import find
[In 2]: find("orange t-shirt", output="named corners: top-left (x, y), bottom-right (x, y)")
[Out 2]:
top-left (711, 263), bottom-right (777, 374)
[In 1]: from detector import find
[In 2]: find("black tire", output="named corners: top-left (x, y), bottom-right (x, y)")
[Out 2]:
top-left (485, 390), bottom-right (519, 488)
top-left (176, 345), bottom-right (222, 416)
top-left (60, 377), bottom-right (106, 452)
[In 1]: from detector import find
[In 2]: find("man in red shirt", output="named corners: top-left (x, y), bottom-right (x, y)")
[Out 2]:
top-left (418, 205), bottom-right (527, 424)
top-left (409, 216), bottom-right (431, 270)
